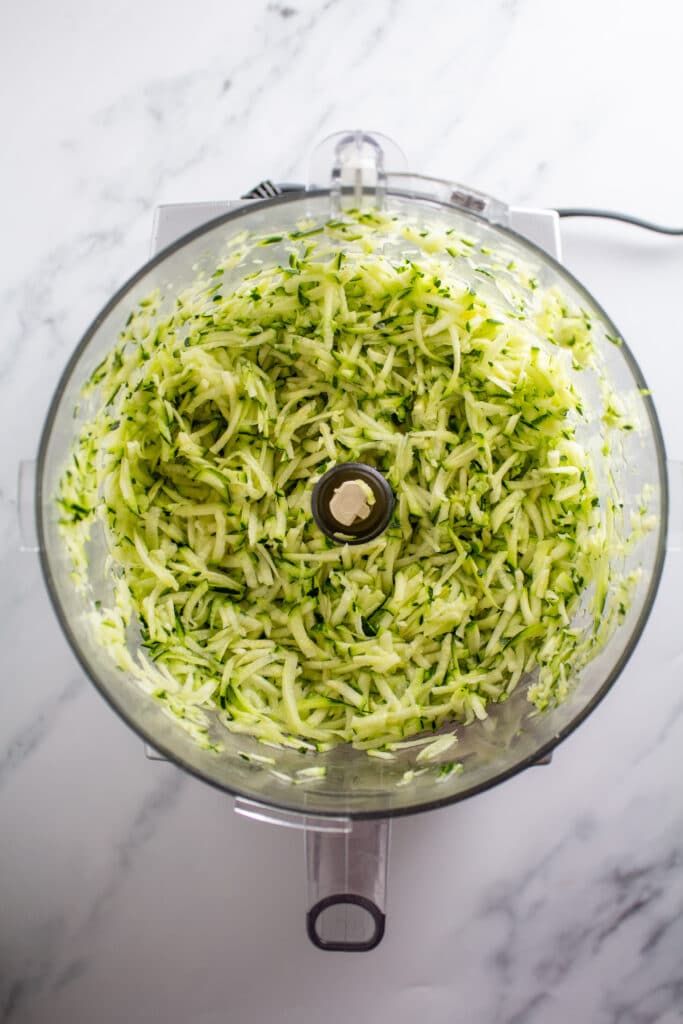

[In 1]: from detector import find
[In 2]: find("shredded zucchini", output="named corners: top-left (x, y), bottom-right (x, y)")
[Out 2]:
top-left (58, 209), bottom-right (651, 754)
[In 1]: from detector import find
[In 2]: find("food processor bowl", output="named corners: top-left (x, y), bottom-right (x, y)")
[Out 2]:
top-left (36, 132), bottom-right (668, 949)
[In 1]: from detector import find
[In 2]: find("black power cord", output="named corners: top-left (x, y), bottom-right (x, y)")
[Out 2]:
top-left (555, 208), bottom-right (683, 235)
top-left (241, 180), bottom-right (305, 199)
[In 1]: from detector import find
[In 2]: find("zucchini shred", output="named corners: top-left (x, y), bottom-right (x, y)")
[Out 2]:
top-left (58, 209), bottom-right (651, 758)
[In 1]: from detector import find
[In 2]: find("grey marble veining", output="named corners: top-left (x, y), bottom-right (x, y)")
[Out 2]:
top-left (2, 0), bottom-right (683, 1021)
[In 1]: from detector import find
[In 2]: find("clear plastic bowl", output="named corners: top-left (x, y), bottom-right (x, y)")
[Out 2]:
top-left (37, 189), bottom-right (668, 821)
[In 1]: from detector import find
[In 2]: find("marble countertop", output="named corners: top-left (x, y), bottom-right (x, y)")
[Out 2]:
top-left (2, 1), bottom-right (683, 1022)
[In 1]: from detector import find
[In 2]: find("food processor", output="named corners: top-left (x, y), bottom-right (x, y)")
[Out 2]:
top-left (29, 131), bottom-right (668, 951)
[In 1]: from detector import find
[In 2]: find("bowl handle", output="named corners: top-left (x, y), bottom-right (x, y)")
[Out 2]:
top-left (305, 818), bottom-right (390, 952)
top-left (234, 797), bottom-right (390, 951)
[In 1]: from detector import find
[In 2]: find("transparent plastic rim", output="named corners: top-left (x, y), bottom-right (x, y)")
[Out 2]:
top-left (36, 190), bottom-right (669, 819)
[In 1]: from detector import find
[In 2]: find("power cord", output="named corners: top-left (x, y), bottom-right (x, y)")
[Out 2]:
top-left (555, 208), bottom-right (683, 235)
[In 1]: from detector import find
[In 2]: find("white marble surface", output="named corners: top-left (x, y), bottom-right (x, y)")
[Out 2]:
top-left (2, 1), bottom-right (683, 1021)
